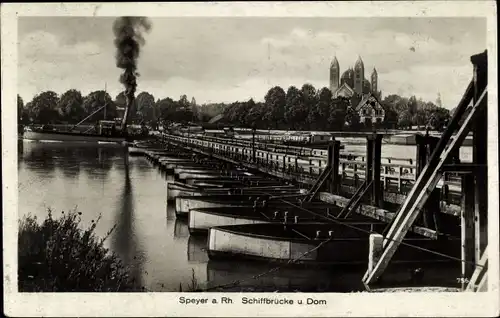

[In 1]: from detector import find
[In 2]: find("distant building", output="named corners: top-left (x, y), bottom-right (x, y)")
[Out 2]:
top-left (436, 92), bottom-right (443, 108)
top-left (354, 92), bottom-right (386, 126)
top-left (330, 56), bottom-right (381, 99)
top-left (330, 56), bottom-right (385, 125)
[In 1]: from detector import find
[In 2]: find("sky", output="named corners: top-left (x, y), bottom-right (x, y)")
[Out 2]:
top-left (17, 17), bottom-right (486, 109)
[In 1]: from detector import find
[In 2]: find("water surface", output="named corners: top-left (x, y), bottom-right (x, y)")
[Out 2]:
top-left (18, 140), bottom-right (460, 292)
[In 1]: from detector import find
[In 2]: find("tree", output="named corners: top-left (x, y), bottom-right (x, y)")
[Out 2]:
top-left (82, 91), bottom-right (115, 122)
top-left (179, 95), bottom-right (189, 108)
top-left (345, 107), bottom-right (361, 130)
top-left (240, 99), bottom-right (256, 127)
top-left (191, 97), bottom-right (202, 122)
top-left (398, 109), bottom-right (413, 130)
top-left (201, 103), bottom-right (229, 120)
top-left (285, 86), bottom-right (308, 130)
top-left (18, 95), bottom-right (29, 125)
top-left (307, 87), bottom-right (331, 130)
top-left (135, 92), bottom-right (156, 124)
top-left (28, 91), bottom-right (60, 124)
top-left (157, 97), bottom-right (178, 123)
top-left (328, 97), bottom-right (349, 130)
top-left (408, 95), bottom-right (418, 118)
top-left (429, 106), bottom-right (450, 131)
top-left (383, 108), bottom-right (398, 129)
top-left (263, 86), bottom-right (286, 129)
top-left (224, 102), bottom-right (243, 126)
top-left (57, 89), bottom-right (84, 123)
top-left (245, 102), bottom-right (266, 129)
top-left (383, 94), bottom-right (409, 114)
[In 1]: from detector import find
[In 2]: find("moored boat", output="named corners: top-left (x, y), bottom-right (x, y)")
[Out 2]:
top-left (128, 141), bottom-right (149, 155)
top-left (207, 223), bottom-right (460, 265)
top-left (167, 181), bottom-right (302, 202)
top-left (190, 179), bottom-right (284, 188)
top-left (176, 170), bottom-right (249, 181)
top-left (161, 161), bottom-right (224, 173)
top-left (173, 167), bottom-right (248, 176)
top-left (174, 195), bottom-right (333, 218)
top-left (188, 206), bottom-right (325, 235)
top-left (184, 176), bottom-right (276, 186)
top-left (23, 129), bottom-right (127, 143)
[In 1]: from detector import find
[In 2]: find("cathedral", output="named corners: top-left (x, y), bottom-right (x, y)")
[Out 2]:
top-left (329, 56), bottom-right (381, 99)
top-left (329, 56), bottom-right (385, 125)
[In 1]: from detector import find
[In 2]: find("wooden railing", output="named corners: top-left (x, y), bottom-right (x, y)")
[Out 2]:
top-left (161, 133), bottom-right (461, 195)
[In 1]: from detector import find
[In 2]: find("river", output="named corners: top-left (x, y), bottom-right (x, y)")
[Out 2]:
top-left (18, 140), bottom-right (461, 292)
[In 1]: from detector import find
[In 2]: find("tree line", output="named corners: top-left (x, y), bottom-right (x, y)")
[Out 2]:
top-left (217, 84), bottom-right (451, 131)
top-left (18, 83), bottom-right (450, 131)
top-left (17, 90), bottom-right (206, 128)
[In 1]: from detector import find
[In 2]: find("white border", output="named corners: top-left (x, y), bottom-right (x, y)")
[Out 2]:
top-left (2, 2), bottom-right (498, 317)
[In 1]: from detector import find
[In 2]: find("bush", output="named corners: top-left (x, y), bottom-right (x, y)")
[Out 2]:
top-left (18, 209), bottom-right (138, 292)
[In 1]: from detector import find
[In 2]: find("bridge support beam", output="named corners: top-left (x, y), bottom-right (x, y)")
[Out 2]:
top-left (416, 135), bottom-right (440, 230)
top-left (327, 139), bottom-right (341, 194)
top-left (461, 172), bottom-right (476, 290)
top-left (471, 51), bottom-right (488, 256)
top-left (365, 134), bottom-right (382, 207)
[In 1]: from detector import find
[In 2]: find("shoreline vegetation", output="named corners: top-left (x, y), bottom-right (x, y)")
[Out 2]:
top-left (18, 209), bottom-right (138, 292)
top-left (18, 208), bottom-right (202, 292)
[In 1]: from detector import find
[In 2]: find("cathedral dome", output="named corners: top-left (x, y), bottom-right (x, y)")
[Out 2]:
top-left (363, 79), bottom-right (371, 94)
top-left (341, 68), bottom-right (354, 80)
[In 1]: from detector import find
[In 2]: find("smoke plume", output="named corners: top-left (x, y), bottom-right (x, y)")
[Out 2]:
top-left (113, 17), bottom-right (152, 100)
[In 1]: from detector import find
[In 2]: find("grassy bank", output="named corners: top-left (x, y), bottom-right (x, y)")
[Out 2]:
top-left (18, 209), bottom-right (138, 292)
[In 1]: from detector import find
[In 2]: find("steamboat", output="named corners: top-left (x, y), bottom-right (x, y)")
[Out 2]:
top-left (21, 90), bottom-right (149, 144)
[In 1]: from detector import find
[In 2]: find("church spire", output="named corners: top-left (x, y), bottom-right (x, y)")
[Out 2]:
top-left (331, 56), bottom-right (339, 67)
top-left (371, 67), bottom-right (378, 97)
top-left (355, 55), bottom-right (364, 69)
top-left (354, 56), bottom-right (364, 95)
top-left (330, 56), bottom-right (340, 92)
top-left (436, 92), bottom-right (442, 108)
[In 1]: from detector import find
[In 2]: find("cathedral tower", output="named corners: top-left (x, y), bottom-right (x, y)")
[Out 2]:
top-left (329, 56), bottom-right (340, 92)
top-left (371, 68), bottom-right (378, 95)
top-left (354, 56), bottom-right (364, 95)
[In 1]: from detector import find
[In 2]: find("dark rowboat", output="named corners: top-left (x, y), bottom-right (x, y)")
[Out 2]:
top-left (207, 223), bottom-right (460, 265)
top-left (174, 195), bottom-right (333, 218)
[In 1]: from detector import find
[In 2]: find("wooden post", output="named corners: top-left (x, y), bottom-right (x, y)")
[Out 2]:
top-left (368, 233), bottom-right (384, 278)
top-left (365, 136), bottom-right (373, 184)
top-left (328, 140), bottom-right (341, 194)
top-left (372, 134), bottom-right (382, 207)
top-left (471, 51), bottom-right (488, 256)
top-left (416, 135), bottom-right (439, 229)
top-left (252, 128), bottom-right (256, 163)
top-left (461, 173), bottom-right (476, 290)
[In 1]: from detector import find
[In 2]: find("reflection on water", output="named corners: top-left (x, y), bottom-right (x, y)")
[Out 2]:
top-left (17, 140), bottom-right (459, 292)
top-left (110, 153), bottom-right (144, 290)
top-left (173, 219), bottom-right (190, 239)
top-left (187, 236), bottom-right (209, 263)
top-left (18, 140), bottom-right (207, 292)
top-left (166, 204), bottom-right (176, 221)
top-left (205, 260), bottom-right (366, 292)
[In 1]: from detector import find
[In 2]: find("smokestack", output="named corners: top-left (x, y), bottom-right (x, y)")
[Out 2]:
top-left (113, 17), bottom-right (152, 132)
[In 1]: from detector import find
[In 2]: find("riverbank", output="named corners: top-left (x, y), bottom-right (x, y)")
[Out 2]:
top-left (18, 210), bottom-right (140, 292)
